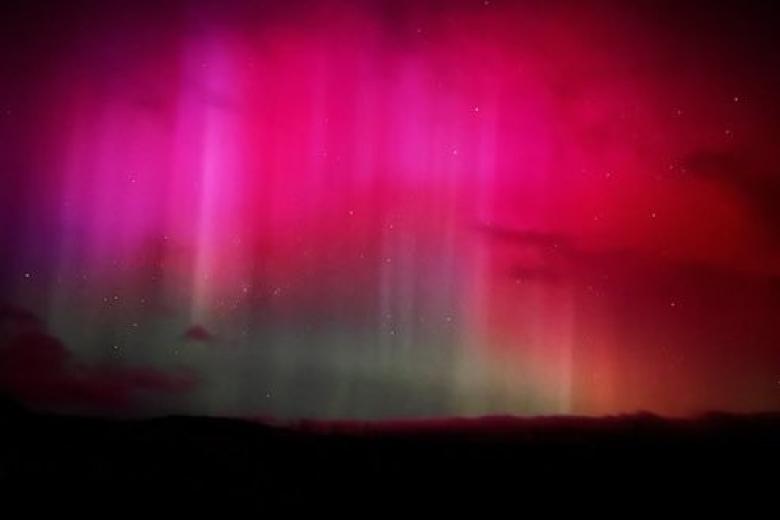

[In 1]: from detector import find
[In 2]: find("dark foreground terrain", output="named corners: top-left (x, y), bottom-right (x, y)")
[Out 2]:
top-left (1, 399), bottom-right (778, 510)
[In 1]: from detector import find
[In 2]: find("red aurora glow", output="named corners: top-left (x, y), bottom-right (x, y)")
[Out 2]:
top-left (1, 0), bottom-right (779, 417)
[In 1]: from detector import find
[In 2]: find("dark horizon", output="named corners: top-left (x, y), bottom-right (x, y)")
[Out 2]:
top-left (2, 400), bottom-right (778, 510)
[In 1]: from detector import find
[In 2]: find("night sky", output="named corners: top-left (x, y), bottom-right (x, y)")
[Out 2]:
top-left (1, 0), bottom-right (779, 419)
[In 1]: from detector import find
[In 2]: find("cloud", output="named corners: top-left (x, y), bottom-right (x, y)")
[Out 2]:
top-left (683, 150), bottom-right (780, 242)
top-left (182, 324), bottom-right (214, 343)
top-left (0, 304), bottom-right (197, 412)
top-left (479, 225), bottom-right (573, 253)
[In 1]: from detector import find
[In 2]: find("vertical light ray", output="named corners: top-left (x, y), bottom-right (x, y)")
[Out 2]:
top-left (185, 37), bottom-right (245, 325)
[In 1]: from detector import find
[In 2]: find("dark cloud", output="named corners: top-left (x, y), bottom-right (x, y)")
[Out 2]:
top-left (683, 150), bottom-right (780, 242)
top-left (0, 305), bottom-right (197, 412)
top-left (479, 225), bottom-right (573, 253)
top-left (182, 325), bottom-right (214, 343)
top-left (0, 304), bottom-right (42, 339)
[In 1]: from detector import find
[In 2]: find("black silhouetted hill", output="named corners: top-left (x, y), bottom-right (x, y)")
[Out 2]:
top-left (1, 402), bottom-right (778, 511)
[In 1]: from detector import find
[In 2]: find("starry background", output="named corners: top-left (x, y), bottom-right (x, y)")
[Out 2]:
top-left (0, 0), bottom-right (779, 419)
